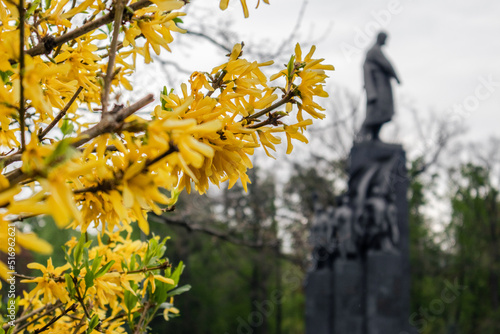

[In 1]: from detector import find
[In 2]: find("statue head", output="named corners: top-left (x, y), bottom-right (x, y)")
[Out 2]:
top-left (376, 31), bottom-right (388, 46)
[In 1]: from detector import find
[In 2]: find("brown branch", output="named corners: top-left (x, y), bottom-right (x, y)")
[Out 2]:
top-left (12, 273), bottom-right (34, 280)
top-left (244, 93), bottom-right (293, 121)
top-left (186, 30), bottom-right (232, 53)
top-left (33, 303), bottom-right (78, 334)
top-left (70, 94), bottom-right (154, 148)
top-left (5, 94), bottom-right (154, 186)
top-left (72, 276), bottom-right (92, 320)
top-left (73, 145), bottom-right (178, 195)
top-left (121, 262), bottom-right (170, 275)
top-left (246, 113), bottom-right (285, 129)
top-left (102, 0), bottom-right (125, 115)
top-left (2, 301), bottom-right (62, 330)
top-left (38, 86), bottom-right (83, 141)
top-left (12, 301), bottom-right (64, 334)
top-left (133, 302), bottom-right (151, 334)
top-left (149, 214), bottom-right (303, 265)
top-left (206, 70), bottom-right (227, 98)
top-left (149, 214), bottom-right (270, 249)
top-left (26, 0), bottom-right (152, 57)
top-left (144, 144), bottom-right (178, 168)
top-left (71, 315), bottom-right (86, 334)
top-left (19, 0), bottom-right (26, 151)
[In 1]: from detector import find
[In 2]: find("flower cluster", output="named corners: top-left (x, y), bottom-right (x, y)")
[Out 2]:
top-left (16, 232), bottom-right (187, 333)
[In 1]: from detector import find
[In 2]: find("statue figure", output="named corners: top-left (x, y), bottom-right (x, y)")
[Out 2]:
top-left (309, 204), bottom-right (331, 270)
top-left (364, 186), bottom-right (399, 253)
top-left (360, 31), bottom-right (401, 141)
top-left (332, 195), bottom-right (357, 258)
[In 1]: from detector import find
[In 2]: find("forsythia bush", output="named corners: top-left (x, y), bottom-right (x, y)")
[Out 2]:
top-left (0, 0), bottom-right (333, 332)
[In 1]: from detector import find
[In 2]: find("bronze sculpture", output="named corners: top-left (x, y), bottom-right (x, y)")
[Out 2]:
top-left (360, 31), bottom-right (401, 141)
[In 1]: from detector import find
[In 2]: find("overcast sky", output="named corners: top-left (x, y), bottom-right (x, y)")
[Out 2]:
top-left (138, 0), bottom-right (500, 145)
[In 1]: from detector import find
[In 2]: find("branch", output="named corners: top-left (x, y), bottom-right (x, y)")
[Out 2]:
top-left (2, 301), bottom-right (62, 330)
top-left (245, 93), bottom-right (293, 121)
top-left (121, 262), bottom-right (170, 275)
top-left (149, 214), bottom-right (304, 265)
top-left (73, 145), bottom-right (177, 195)
top-left (33, 303), bottom-right (78, 334)
top-left (38, 86), bottom-right (83, 141)
top-left (26, 0), bottom-right (153, 57)
top-left (149, 214), bottom-right (272, 249)
top-left (133, 302), bottom-right (151, 334)
top-left (186, 30), bottom-right (232, 53)
top-left (71, 94), bottom-right (155, 148)
top-left (19, 0), bottom-right (26, 151)
top-left (12, 300), bottom-right (63, 334)
top-left (5, 94), bottom-right (154, 186)
top-left (101, 0), bottom-right (125, 115)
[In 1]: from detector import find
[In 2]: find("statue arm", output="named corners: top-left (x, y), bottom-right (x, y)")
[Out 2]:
top-left (372, 49), bottom-right (401, 83)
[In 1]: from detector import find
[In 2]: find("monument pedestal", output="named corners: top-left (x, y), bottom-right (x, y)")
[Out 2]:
top-left (305, 142), bottom-right (414, 334)
top-left (366, 251), bottom-right (404, 334)
top-left (305, 269), bottom-right (332, 334)
top-left (332, 259), bottom-right (364, 334)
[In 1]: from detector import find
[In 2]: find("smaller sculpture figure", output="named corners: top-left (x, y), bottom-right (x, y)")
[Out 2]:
top-left (359, 31), bottom-right (401, 142)
top-left (386, 193), bottom-right (400, 246)
top-left (332, 195), bottom-right (357, 258)
top-left (364, 186), bottom-right (399, 253)
top-left (309, 204), bottom-right (331, 270)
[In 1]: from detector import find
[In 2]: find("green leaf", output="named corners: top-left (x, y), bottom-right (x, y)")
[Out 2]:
top-left (0, 70), bottom-right (13, 84)
top-left (94, 260), bottom-right (115, 279)
top-left (84, 270), bottom-right (94, 289)
top-left (65, 274), bottom-right (76, 298)
top-left (169, 261), bottom-right (184, 286)
top-left (173, 17), bottom-right (183, 24)
top-left (45, 0), bottom-right (51, 10)
top-left (124, 290), bottom-right (139, 312)
top-left (91, 255), bottom-right (103, 275)
top-left (167, 284), bottom-right (191, 297)
top-left (60, 118), bottom-right (74, 137)
top-left (287, 55), bottom-right (295, 80)
top-left (86, 314), bottom-right (100, 333)
top-left (74, 234), bottom-right (86, 266)
top-left (25, 0), bottom-right (41, 18)
top-left (44, 138), bottom-right (77, 166)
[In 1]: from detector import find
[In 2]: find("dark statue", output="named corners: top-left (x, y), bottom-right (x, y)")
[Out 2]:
top-left (359, 31), bottom-right (401, 141)
top-left (305, 31), bottom-right (414, 334)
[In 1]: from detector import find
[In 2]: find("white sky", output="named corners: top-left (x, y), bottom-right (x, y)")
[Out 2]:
top-left (138, 0), bottom-right (500, 144)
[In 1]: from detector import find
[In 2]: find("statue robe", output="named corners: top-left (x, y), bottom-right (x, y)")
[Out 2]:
top-left (363, 44), bottom-right (399, 126)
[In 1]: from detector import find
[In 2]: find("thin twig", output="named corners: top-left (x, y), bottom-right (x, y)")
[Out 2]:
top-left (133, 302), bottom-right (151, 334)
top-left (68, 94), bottom-right (155, 149)
top-left (19, 0), bottom-right (26, 151)
top-left (26, 0), bottom-right (152, 57)
top-left (5, 94), bottom-right (154, 187)
top-left (73, 145), bottom-right (178, 195)
top-left (12, 301), bottom-right (63, 333)
top-left (2, 301), bottom-right (62, 330)
top-left (150, 214), bottom-right (302, 264)
top-left (73, 278), bottom-right (92, 320)
top-left (186, 30), bottom-right (231, 53)
top-left (121, 262), bottom-right (170, 275)
top-left (33, 303), bottom-right (78, 334)
top-left (71, 315), bottom-right (86, 334)
top-left (245, 93), bottom-right (293, 120)
top-left (12, 273), bottom-right (34, 280)
top-left (38, 86), bottom-right (83, 141)
top-left (102, 0), bottom-right (125, 115)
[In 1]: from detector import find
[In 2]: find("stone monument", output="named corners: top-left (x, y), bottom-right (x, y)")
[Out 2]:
top-left (305, 31), bottom-right (414, 334)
